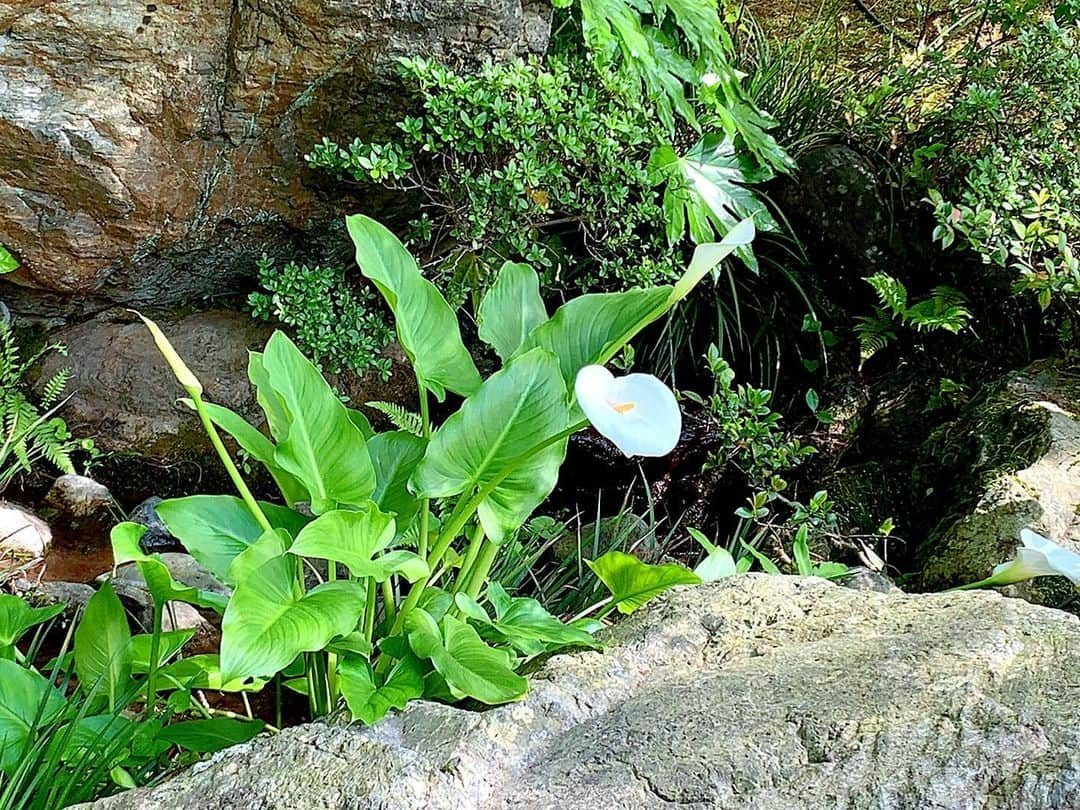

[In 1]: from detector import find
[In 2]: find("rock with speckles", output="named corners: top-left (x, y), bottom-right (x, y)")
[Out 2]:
top-left (85, 575), bottom-right (1080, 809)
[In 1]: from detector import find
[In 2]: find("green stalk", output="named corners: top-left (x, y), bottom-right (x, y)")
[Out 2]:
top-left (192, 392), bottom-right (272, 533)
top-left (364, 578), bottom-right (378, 643)
top-left (381, 578), bottom-right (398, 625)
top-left (144, 601), bottom-right (164, 714)
top-left (463, 539), bottom-right (499, 601)
top-left (451, 523), bottom-right (486, 594)
top-left (388, 418), bottom-right (590, 641)
top-left (417, 377), bottom-right (432, 560)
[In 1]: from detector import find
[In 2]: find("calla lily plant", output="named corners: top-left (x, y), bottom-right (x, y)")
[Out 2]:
top-left (126, 214), bottom-right (756, 725)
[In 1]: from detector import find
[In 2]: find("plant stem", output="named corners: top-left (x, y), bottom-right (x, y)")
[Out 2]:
top-left (144, 601), bottom-right (164, 714)
top-left (417, 378), bottom-right (432, 560)
top-left (364, 578), bottom-right (377, 643)
top-left (386, 418), bottom-right (589, 645)
top-left (381, 578), bottom-right (397, 625)
top-left (463, 539), bottom-right (499, 601)
top-left (451, 523), bottom-right (486, 594)
top-left (192, 393), bottom-right (272, 533)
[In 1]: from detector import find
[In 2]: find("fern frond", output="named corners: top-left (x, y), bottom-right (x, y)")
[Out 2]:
top-left (41, 369), bottom-right (71, 408)
top-left (365, 401), bottom-right (424, 437)
top-left (864, 273), bottom-right (908, 318)
top-left (855, 312), bottom-right (897, 365)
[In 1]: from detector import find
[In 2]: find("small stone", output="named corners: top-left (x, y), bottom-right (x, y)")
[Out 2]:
top-left (42, 474), bottom-right (118, 552)
top-left (129, 496), bottom-right (182, 554)
top-left (44, 475), bottom-right (115, 520)
top-left (841, 565), bottom-right (900, 594)
top-left (25, 580), bottom-right (97, 625)
top-left (0, 501), bottom-right (52, 558)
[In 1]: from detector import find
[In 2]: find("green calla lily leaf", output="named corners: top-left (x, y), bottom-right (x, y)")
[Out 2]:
top-left (587, 550), bottom-right (701, 614)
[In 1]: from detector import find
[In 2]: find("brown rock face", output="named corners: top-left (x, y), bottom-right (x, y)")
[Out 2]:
top-left (0, 0), bottom-right (549, 311)
top-left (32, 309), bottom-right (416, 501)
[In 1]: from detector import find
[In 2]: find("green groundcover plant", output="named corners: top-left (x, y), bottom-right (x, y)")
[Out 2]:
top-left (0, 586), bottom-right (263, 808)
top-left (128, 214), bottom-right (755, 724)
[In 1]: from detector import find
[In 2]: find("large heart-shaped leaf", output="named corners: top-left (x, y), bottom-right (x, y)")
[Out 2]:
top-left (405, 609), bottom-right (527, 705)
top-left (477, 261), bottom-right (548, 362)
top-left (226, 529), bottom-right (292, 587)
top-left (220, 555), bottom-right (366, 682)
top-left (111, 523), bottom-right (228, 613)
top-left (587, 550), bottom-right (700, 614)
top-left (347, 214), bottom-right (481, 400)
top-left (74, 581), bottom-right (133, 712)
top-left (410, 349), bottom-right (570, 543)
top-left (369, 431), bottom-right (427, 530)
top-left (455, 582), bottom-right (599, 656)
top-left (0, 594), bottom-right (64, 652)
top-left (288, 507), bottom-right (427, 583)
top-left (155, 495), bottom-right (309, 586)
top-left (338, 654), bottom-right (425, 725)
top-left (183, 399), bottom-right (308, 506)
top-left (0, 659), bottom-right (65, 774)
top-left (262, 331), bottom-right (377, 514)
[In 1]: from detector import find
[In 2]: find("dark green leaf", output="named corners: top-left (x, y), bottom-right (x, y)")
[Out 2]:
top-left (74, 581), bottom-right (133, 712)
top-left (158, 717), bottom-right (265, 753)
top-left (339, 654), bottom-right (425, 725)
top-left (476, 261), bottom-right (548, 362)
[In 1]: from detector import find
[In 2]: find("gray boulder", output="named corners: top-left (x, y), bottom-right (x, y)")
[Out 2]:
top-left (88, 575), bottom-right (1080, 809)
top-left (917, 358), bottom-right (1080, 609)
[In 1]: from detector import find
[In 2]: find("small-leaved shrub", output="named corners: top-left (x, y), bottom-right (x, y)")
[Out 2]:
top-left (247, 257), bottom-right (393, 378)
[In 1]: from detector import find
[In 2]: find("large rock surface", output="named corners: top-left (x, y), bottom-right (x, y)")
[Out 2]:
top-left (89, 576), bottom-right (1080, 809)
top-left (31, 309), bottom-right (413, 500)
top-left (917, 358), bottom-right (1080, 610)
top-left (0, 0), bottom-right (549, 312)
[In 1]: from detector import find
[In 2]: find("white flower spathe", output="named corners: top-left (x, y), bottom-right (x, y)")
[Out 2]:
top-left (991, 528), bottom-right (1080, 586)
top-left (574, 365), bottom-right (681, 458)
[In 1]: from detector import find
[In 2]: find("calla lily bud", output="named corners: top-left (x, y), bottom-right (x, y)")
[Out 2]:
top-left (133, 311), bottom-right (204, 397)
top-left (574, 365), bottom-right (681, 458)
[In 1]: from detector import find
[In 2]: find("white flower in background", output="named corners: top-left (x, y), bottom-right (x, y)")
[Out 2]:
top-left (990, 529), bottom-right (1080, 586)
top-left (574, 365), bottom-right (681, 458)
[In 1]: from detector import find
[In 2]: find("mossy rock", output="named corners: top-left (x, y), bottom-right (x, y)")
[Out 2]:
top-left (915, 358), bottom-right (1080, 609)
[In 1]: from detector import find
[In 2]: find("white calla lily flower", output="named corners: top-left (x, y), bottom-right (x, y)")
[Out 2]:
top-left (990, 528), bottom-right (1080, 586)
top-left (574, 365), bottom-right (681, 458)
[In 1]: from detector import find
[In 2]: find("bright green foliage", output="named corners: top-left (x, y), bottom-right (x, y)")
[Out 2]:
top-left (0, 596), bottom-right (63, 657)
top-left (476, 262), bottom-right (549, 362)
top-left (410, 348), bottom-right (571, 543)
top-left (554, 0), bottom-right (794, 175)
top-left (338, 655), bottom-right (424, 726)
top-left (289, 507), bottom-right (427, 582)
top-left (312, 57), bottom-right (678, 293)
top-left (311, 54), bottom-right (777, 305)
top-left (220, 555), bottom-right (368, 683)
top-left (454, 583), bottom-right (600, 657)
top-left (649, 134), bottom-right (779, 271)
top-left (348, 215), bottom-right (481, 400)
top-left (129, 216), bottom-right (746, 726)
top-left (852, 1), bottom-right (1080, 314)
top-left (262, 330), bottom-right (378, 513)
top-left (404, 610), bottom-right (527, 705)
top-left (856, 273), bottom-right (971, 364)
top-left (248, 257), bottom-right (393, 378)
top-left (685, 344), bottom-right (814, 485)
top-left (587, 550), bottom-right (701, 614)
top-left (0, 244), bottom-right (16, 274)
top-left (0, 586), bottom-right (263, 807)
top-left (74, 583), bottom-right (133, 714)
top-left (0, 321), bottom-right (97, 493)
